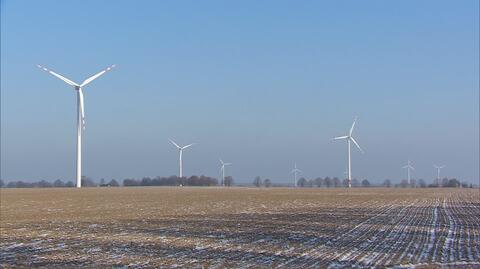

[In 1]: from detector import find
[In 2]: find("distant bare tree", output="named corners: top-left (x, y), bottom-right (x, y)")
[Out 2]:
top-left (297, 177), bottom-right (307, 187)
top-left (141, 177), bottom-right (152, 186)
top-left (224, 176), bottom-right (234, 187)
top-left (315, 177), bottom-right (323, 187)
top-left (383, 179), bottom-right (391, 188)
top-left (446, 178), bottom-right (460, 187)
top-left (399, 179), bottom-right (409, 188)
top-left (441, 178), bottom-right (449, 187)
top-left (108, 179), bottom-right (120, 187)
top-left (53, 179), bottom-right (65, 187)
top-left (81, 176), bottom-right (96, 187)
top-left (254, 176), bottom-right (262, 187)
top-left (264, 178), bottom-right (272, 187)
top-left (418, 179), bottom-right (426, 188)
top-left (324, 177), bottom-right (332, 188)
top-left (333, 177), bottom-right (341, 187)
top-left (352, 178), bottom-right (360, 187)
top-left (361, 179), bottom-right (370, 187)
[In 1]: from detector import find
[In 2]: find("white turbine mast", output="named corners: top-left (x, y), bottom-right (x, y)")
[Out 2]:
top-left (219, 159), bottom-right (232, 186)
top-left (37, 65), bottom-right (115, 188)
top-left (291, 163), bottom-right (302, 188)
top-left (169, 139), bottom-right (194, 178)
top-left (434, 164), bottom-right (445, 186)
top-left (332, 117), bottom-right (364, 188)
top-left (402, 160), bottom-right (415, 185)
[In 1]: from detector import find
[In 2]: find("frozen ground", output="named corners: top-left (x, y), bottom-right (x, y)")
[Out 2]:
top-left (1, 187), bottom-right (479, 268)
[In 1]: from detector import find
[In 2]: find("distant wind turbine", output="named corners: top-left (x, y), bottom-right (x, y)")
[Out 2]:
top-left (219, 159), bottom-right (232, 186)
top-left (332, 117), bottom-right (364, 188)
top-left (402, 160), bottom-right (415, 184)
top-left (37, 65), bottom-right (115, 188)
top-left (434, 165), bottom-right (445, 186)
top-left (169, 139), bottom-right (194, 178)
top-left (291, 163), bottom-right (302, 188)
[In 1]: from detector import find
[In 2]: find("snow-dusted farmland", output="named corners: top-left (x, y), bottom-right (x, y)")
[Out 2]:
top-left (1, 187), bottom-right (478, 268)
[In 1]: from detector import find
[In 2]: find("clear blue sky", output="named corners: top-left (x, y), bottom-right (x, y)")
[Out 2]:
top-left (1, 0), bottom-right (478, 184)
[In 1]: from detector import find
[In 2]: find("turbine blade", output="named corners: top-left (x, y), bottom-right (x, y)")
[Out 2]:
top-left (169, 139), bottom-right (181, 149)
top-left (80, 65), bottom-right (115, 87)
top-left (349, 116), bottom-right (358, 136)
top-left (182, 143), bottom-right (195, 149)
top-left (350, 137), bottom-right (363, 153)
top-left (224, 163), bottom-right (232, 166)
top-left (37, 65), bottom-right (79, 87)
top-left (333, 136), bottom-right (349, 140)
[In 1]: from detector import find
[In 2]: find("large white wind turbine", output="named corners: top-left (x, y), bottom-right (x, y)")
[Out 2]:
top-left (219, 159), bottom-right (232, 186)
top-left (38, 65), bottom-right (115, 188)
top-left (434, 164), bottom-right (445, 186)
top-left (169, 139), bottom-right (194, 178)
top-left (291, 163), bottom-right (302, 188)
top-left (332, 117), bottom-right (364, 188)
top-left (402, 160), bottom-right (415, 185)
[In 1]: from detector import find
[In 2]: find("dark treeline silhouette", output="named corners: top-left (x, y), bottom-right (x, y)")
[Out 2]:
top-left (0, 176), bottom-right (474, 188)
top-left (247, 176), bottom-right (473, 188)
top-left (1, 179), bottom-right (75, 188)
top-left (0, 175), bottom-right (219, 188)
top-left (123, 175), bottom-right (219, 187)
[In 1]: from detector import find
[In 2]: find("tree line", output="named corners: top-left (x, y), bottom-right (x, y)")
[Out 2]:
top-left (122, 175), bottom-right (222, 187)
top-left (0, 175), bottom-right (225, 188)
top-left (0, 176), bottom-right (473, 188)
top-left (252, 177), bottom-right (473, 188)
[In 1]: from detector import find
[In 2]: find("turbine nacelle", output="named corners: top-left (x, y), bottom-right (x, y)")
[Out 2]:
top-left (169, 139), bottom-right (195, 151)
top-left (332, 117), bottom-right (363, 153)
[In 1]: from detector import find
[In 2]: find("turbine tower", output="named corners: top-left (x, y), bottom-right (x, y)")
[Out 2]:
top-left (38, 65), bottom-right (115, 188)
top-left (219, 159), bottom-right (232, 186)
top-left (402, 160), bottom-right (415, 185)
top-left (332, 117), bottom-right (364, 188)
top-left (434, 165), bottom-right (445, 186)
top-left (291, 163), bottom-right (302, 187)
top-left (169, 139), bottom-right (194, 178)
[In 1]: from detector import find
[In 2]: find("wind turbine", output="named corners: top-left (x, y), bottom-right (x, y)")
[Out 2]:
top-left (169, 139), bottom-right (194, 178)
top-left (37, 65), bottom-right (115, 188)
top-left (291, 163), bottom-right (302, 187)
top-left (332, 117), bottom-right (364, 188)
top-left (434, 165), bottom-right (445, 186)
top-left (219, 159), bottom-right (232, 186)
top-left (402, 160), bottom-right (415, 185)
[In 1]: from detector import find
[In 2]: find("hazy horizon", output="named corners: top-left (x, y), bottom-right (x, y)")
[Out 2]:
top-left (1, 1), bottom-right (478, 184)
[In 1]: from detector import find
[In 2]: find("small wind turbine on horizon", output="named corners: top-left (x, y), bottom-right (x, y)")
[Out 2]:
top-left (402, 160), bottom-right (415, 184)
top-left (219, 159), bottom-right (232, 186)
top-left (332, 117), bottom-right (364, 188)
top-left (291, 163), bottom-right (302, 188)
top-left (169, 139), bottom-right (194, 178)
top-left (37, 64), bottom-right (115, 188)
top-left (434, 164), bottom-right (445, 186)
